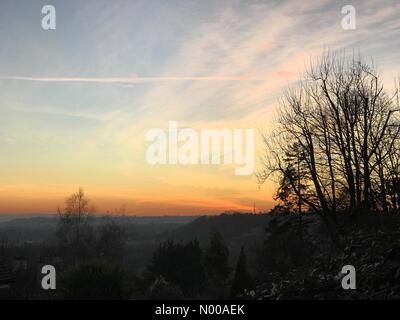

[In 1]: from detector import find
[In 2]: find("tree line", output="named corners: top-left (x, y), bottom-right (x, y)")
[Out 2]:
top-left (54, 188), bottom-right (253, 299)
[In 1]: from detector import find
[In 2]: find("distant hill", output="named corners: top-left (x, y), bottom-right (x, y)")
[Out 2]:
top-left (0, 215), bottom-right (198, 244)
top-left (162, 213), bottom-right (274, 268)
top-left (165, 213), bottom-right (272, 245)
top-left (0, 214), bottom-right (57, 224)
top-left (0, 214), bottom-right (197, 226)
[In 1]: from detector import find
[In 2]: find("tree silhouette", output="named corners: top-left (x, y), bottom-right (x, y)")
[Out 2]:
top-left (204, 231), bottom-right (231, 283)
top-left (230, 247), bottom-right (252, 298)
top-left (258, 51), bottom-right (400, 240)
top-left (56, 188), bottom-right (95, 262)
top-left (146, 239), bottom-right (205, 296)
top-left (275, 142), bottom-right (309, 213)
top-left (97, 216), bottom-right (127, 264)
top-left (147, 240), bottom-right (178, 284)
top-left (179, 239), bottom-right (205, 294)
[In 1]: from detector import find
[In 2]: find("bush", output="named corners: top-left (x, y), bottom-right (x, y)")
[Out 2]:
top-left (60, 261), bottom-right (129, 300)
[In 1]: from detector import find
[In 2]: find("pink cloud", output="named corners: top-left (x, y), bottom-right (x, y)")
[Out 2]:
top-left (273, 71), bottom-right (296, 79)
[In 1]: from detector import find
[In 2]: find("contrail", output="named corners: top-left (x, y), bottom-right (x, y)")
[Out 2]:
top-left (0, 76), bottom-right (269, 83)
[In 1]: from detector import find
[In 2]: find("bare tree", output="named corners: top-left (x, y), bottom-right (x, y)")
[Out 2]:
top-left (57, 188), bottom-right (95, 262)
top-left (258, 51), bottom-right (400, 241)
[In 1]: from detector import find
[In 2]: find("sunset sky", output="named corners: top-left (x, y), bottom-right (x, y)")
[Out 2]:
top-left (0, 0), bottom-right (400, 215)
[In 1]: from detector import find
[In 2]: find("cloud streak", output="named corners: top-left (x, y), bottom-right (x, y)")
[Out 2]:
top-left (0, 75), bottom-right (270, 84)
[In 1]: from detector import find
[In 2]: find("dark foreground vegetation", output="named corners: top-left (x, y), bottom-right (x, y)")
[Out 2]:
top-left (1, 204), bottom-right (400, 299)
top-left (253, 212), bottom-right (400, 299)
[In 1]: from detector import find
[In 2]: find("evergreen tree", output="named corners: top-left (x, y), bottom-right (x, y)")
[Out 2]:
top-left (275, 142), bottom-right (309, 213)
top-left (204, 231), bottom-right (231, 283)
top-left (180, 239), bottom-right (205, 295)
top-left (147, 240), bottom-right (179, 284)
top-left (146, 239), bottom-right (205, 296)
top-left (230, 247), bottom-right (252, 298)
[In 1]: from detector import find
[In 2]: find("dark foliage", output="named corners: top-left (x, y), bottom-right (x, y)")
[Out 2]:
top-left (146, 276), bottom-right (184, 300)
top-left (253, 213), bottom-right (400, 299)
top-left (261, 216), bottom-right (314, 275)
top-left (60, 261), bottom-right (129, 300)
top-left (204, 231), bottom-right (231, 283)
top-left (230, 247), bottom-right (253, 298)
top-left (145, 239), bottom-right (205, 296)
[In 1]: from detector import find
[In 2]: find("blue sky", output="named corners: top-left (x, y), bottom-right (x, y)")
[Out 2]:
top-left (0, 0), bottom-right (400, 214)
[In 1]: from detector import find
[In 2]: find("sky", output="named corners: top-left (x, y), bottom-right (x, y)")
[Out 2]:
top-left (0, 0), bottom-right (400, 215)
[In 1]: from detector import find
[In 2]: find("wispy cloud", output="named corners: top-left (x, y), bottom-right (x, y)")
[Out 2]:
top-left (1, 0), bottom-right (400, 214)
top-left (0, 75), bottom-right (271, 83)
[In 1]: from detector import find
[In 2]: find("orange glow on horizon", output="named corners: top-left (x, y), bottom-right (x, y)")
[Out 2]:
top-left (0, 183), bottom-right (274, 215)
